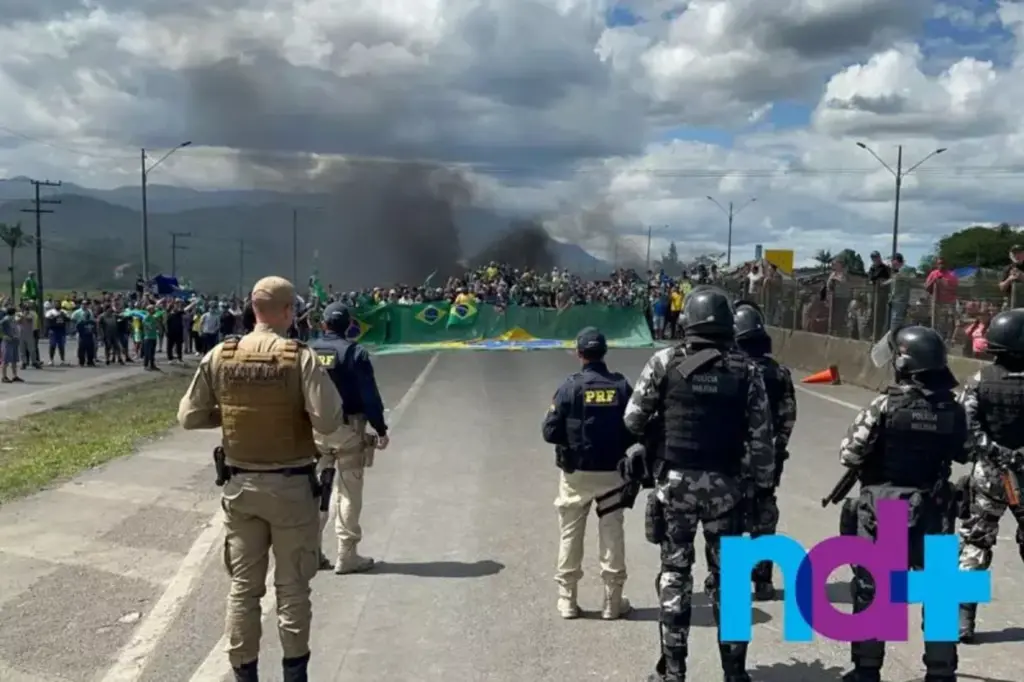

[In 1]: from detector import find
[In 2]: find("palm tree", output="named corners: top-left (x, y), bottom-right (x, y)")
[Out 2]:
top-left (0, 223), bottom-right (32, 302)
top-left (813, 249), bottom-right (833, 273)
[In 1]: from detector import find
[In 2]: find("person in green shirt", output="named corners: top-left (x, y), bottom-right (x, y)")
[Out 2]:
top-left (141, 305), bottom-right (161, 370)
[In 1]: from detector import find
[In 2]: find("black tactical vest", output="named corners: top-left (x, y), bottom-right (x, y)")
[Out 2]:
top-left (751, 355), bottom-right (783, 419)
top-left (310, 336), bottom-right (359, 416)
top-left (871, 387), bottom-right (965, 488)
top-left (659, 348), bottom-right (748, 475)
top-left (564, 369), bottom-right (630, 472)
top-left (977, 364), bottom-right (1024, 451)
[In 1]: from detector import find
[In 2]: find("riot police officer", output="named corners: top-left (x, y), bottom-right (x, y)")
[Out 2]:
top-left (734, 302), bottom-right (797, 600)
top-left (178, 276), bottom-right (345, 682)
top-left (957, 308), bottom-right (1024, 642)
top-left (542, 327), bottom-right (635, 620)
top-left (837, 325), bottom-right (971, 682)
top-left (624, 288), bottom-right (774, 682)
top-left (310, 301), bottom-right (389, 574)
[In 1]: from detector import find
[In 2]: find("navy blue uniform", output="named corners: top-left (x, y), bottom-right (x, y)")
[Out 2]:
top-left (310, 333), bottom-right (387, 436)
top-left (542, 361), bottom-right (634, 472)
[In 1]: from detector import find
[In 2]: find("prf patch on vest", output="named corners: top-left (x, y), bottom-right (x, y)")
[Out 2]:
top-left (584, 388), bottom-right (619, 405)
top-left (317, 352), bottom-right (337, 369)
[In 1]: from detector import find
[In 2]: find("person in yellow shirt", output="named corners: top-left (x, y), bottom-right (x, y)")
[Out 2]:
top-left (668, 287), bottom-right (684, 339)
top-left (454, 288), bottom-right (476, 306)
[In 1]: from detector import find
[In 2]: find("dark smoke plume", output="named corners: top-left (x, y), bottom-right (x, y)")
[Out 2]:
top-left (472, 219), bottom-right (557, 271)
top-left (547, 200), bottom-right (645, 270)
top-left (184, 58), bottom-right (472, 289)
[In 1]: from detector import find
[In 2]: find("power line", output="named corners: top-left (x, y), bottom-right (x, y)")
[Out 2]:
top-left (13, 122), bottom-right (1024, 179)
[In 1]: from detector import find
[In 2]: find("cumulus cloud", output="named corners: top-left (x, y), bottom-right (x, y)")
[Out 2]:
top-left (3, 0), bottom-right (1024, 268)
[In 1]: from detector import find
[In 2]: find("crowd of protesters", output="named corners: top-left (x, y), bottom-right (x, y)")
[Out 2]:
top-left (744, 244), bottom-right (1024, 361)
top-left (10, 245), bottom-right (1011, 378)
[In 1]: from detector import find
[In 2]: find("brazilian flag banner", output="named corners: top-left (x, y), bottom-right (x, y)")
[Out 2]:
top-left (447, 300), bottom-right (478, 328)
top-left (414, 302), bottom-right (449, 326)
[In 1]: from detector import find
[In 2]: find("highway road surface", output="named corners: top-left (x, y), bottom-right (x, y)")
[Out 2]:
top-left (0, 339), bottom-right (172, 420)
top-left (0, 350), bottom-right (1020, 682)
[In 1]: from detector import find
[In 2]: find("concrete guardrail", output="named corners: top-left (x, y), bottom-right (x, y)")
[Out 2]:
top-left (767, 327), bottom-right (987, 391)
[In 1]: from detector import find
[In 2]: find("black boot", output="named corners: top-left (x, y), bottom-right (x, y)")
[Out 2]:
top-left (282, 652), bottom-right (310, 682)
top-left (232, 659), bottom-right (258, 682)
top-left (959, 604), bottom-right (976, 643)
top-left (841, 668), bottom-right (880, 682)
top-left (751, 562), bottom-right (777, 601)
top-left (720, 642), bottom-right (749, 682)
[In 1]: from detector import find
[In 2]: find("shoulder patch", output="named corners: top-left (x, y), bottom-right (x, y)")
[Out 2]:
top-left (220, 337), bottom-right (240, 357)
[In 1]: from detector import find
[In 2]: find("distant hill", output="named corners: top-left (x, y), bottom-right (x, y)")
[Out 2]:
top-left (0, 183), bottom-right (609, 291)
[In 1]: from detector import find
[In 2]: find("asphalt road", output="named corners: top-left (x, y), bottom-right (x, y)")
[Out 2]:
top-left (0, 350), bottom-right (1021, 682)
top-left (0, 339), bottom-right (173, 420)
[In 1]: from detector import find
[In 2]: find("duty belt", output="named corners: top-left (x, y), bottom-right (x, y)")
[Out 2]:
top-left (227, 464), bottom-right (315, 476)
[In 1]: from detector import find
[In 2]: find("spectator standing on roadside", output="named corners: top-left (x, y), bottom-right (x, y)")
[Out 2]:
top-left (115, 303), bottom-right (134, 362)
top-left (886, 253), bottom-right (914, 332)
top-left (141, 304), bottom-right (160, 370)
top-left (199, 305), bottom-right (220, 353)
top-left (99, 305), bottom-right (123, 365)
top-left (999, 244), bottom-right (1024, 307)
top-left (866, 251), bottom-right (891, 340)
top-left (72, 301), bottom-right (97, 366)
top-left (1, 307), bottom-right (22, 383)
top-left (45, 304), bottom-right (69, 365)
top-left (668, 285), bottom-right (683, 339)
top-left (925, 257), bottom-right (959, 340)
top-left (165, 300), bottom-right (186, 364)
top-left (825, 260), bottom-right (851, 336)
top-left (16, 303), bottom-right (40, 369)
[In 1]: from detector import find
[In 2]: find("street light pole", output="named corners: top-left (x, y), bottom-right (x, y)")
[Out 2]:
top-left (292, 209), bottom-right (298, 284)
top-left (141, 141), bottom-right (192, 282)
top-left (706, 196), bottom-right (756, 266)
top-left (855, 142), bottom-right (946, 259)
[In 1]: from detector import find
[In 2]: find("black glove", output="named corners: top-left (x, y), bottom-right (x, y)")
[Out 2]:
top-left (618, 443), bottom-right (649, 483)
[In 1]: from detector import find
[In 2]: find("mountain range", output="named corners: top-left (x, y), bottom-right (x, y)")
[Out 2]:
top-left (0, 177), bottom-right (610, 293)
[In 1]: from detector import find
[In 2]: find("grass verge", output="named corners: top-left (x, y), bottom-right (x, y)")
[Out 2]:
top-left (0, 372), bottom-right (192, 503)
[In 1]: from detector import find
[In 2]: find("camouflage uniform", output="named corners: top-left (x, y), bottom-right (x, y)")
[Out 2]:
top-left (625, 346), bottom-right (774, 682)
top-left (747, 360), bottom-right (797, 595)
top-left (838, 386), bottom-right (972, 680)
top-left (957, 369), bottom-right (1024, 639)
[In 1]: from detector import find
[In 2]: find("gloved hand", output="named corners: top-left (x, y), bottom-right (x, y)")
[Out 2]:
top-left (618, 443), bottom-right (649, 483)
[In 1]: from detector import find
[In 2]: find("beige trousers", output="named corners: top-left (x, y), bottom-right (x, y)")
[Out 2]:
top-left (554, 470), bottom-right (627, 588)
top-left (316, 416), bottom-right (372, 550)
top-left (221, 471), bottom-right (320, 666)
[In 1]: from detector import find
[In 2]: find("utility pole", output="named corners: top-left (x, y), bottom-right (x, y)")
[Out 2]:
top-left (170, 231), bottom-right (191, 277)
top-left (646, 226), bottom-right (652, 270)
top-left (645, 225), bottom-right (667, 270)
top-left (855, 142), bottom-right (946, 259)
top-left (141, 141), bottom-right (192, 282)
top-left (292, 208), bottom-right (298, 284)
top-left (21, 179), bottom-right (61, 321)
top-left (706, 197), bottom-right (756, 267)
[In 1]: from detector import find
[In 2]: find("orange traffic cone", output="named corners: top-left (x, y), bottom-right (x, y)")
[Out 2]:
top-left (803, 365), bottom-right (841, 385)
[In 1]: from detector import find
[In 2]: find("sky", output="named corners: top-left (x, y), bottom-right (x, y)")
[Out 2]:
top-left (2, 0), bottom-right (1024, 269)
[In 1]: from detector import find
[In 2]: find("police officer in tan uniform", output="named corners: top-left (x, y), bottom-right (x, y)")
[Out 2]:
top-left (178, 276), bottom-right (345, 682)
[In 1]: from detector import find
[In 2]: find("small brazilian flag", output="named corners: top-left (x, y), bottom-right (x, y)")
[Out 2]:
top-left (414, 304), bottom-right (445, 326)
top-left (447, 300), bottom-right (478, 328)
top-left (346, 316), bottom-right (370, 341)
